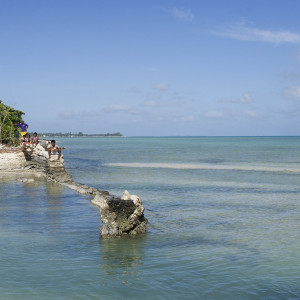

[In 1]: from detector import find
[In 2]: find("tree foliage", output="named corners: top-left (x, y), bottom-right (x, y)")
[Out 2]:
top-left (0, 100), bottom-right (25, 144)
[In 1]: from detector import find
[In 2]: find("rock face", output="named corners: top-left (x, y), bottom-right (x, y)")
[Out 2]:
top-left (92, 190), bottom-right (148, 237)
top-left (0, 150), bottom-right (26, 170)
top-left (23, 143), bottom-right (72, 183)
top-left (21, 141), bottom-right (147, 237)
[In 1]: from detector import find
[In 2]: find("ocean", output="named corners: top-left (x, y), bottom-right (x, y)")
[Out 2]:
top-left (0, 137), bottom-right (300, 299)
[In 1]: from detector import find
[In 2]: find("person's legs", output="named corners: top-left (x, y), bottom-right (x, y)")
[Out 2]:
top-left (48, 148), bottom-right (51, 159)
top-left (57, 148), bottom-right (61, 160)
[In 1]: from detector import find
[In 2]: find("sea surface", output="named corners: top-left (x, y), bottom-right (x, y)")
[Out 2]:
top-left (1, 136), bottom-right (300, 299)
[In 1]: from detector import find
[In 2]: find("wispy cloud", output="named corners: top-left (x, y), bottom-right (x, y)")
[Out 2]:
top-left (243, 109), bottom-right (257, 117)
top-left (152, 83), bottom-right (170, 91)
top-left (204, 108), bottom-right (258, 119)
top-left (58, 110), bottom-right (102, 119)
top-left (142, 100), bottom-right (159, 107)
top-left (204, 110), bottom-right (223, 118)
top-left (104, 103), bottom-right (139, 114)
top-left (155, 112), bottom-right (195, 123)
top-left (211, 24), bottom-right (300, 44)
top-left (59, 103), bottom-right (141, 119)
top-left (220, 93), bottom-right (254, 104)
top-left (179, 115), bottom-right (194, 122)
top-left (171, 7), bottom-right (194, 21)
top-left (283, 85), bottom-right (300, 99)
top-left (282, 72), bottom-right (300, 82)
top-left (128, 87), bottom-right (141, 93)
top-left (141, 100), bottom-right (178, 107)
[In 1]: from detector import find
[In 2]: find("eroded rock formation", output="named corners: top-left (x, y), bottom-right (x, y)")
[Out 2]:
top-left (23, 142), bottom-right (72, 183)
top-left (92, 190), bottom-right (147, 237)
top-left (20, 142), bottom-right (147, 237)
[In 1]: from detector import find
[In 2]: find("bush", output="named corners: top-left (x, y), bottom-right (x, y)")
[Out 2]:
top-left (0, 100), bottom-right (25, 144)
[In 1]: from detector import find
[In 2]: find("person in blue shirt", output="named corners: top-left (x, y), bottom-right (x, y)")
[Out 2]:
top-left (16, 121), bottom-right (28, 137)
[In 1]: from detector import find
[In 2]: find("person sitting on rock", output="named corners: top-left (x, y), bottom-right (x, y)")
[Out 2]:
top-left (31, 132), bottom-right (39, 146)
top-left (48, 140), bottom-right (61, 160)
top-left (22, 133), bottom-right (31, 151)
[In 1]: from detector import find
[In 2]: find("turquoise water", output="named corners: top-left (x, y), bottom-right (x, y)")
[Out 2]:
top-left (1, 137), bottom-right (300, 299)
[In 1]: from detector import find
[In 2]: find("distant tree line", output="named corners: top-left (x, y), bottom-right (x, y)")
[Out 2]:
top-left (0, 100), bottom-right (24, 144)
top-left (35, 132), bottom-right (123, 137)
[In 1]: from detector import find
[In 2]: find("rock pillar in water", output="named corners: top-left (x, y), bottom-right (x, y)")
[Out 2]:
top-left (93, 190), bottom-right (147, 237)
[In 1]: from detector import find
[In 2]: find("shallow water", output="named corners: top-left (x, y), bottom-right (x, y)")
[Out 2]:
top-left (1, 137), bottom-right (300, 299)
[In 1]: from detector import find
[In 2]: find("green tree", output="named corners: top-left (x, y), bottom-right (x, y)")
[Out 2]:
top-left (0, 100), bottom-right (25, 144)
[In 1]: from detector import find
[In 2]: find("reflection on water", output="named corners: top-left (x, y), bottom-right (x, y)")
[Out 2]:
top-left (100, 235), bottom-right (146, 277)
top-left (45, 181), bottom-right (65, 198)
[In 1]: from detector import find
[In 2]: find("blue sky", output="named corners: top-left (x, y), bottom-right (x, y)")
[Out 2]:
top-left (1, 0), bottom-right (300, 135)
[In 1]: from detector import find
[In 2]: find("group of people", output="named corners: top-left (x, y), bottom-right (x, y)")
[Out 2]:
top-left (14, 121), bottom-right (62, 160)
top-left (14, 121), bottom-right (38, 148)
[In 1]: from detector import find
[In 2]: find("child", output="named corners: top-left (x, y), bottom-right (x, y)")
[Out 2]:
top-left (13, 127), bottom-right (20, 145)
top-left (31, 132), bottom-right (39, 146)
top-left (48, 140), bottom-right (62, 160)
top-left (22, 133), bottom-right (31, 151)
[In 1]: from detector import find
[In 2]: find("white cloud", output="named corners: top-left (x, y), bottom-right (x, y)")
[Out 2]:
top-left (204, 110), bottom-right (223, 118)
top-left (171, 7), bottom-right (194, 21)
top-left (284, 86), bottom-right (300, 99)
top-left (243, 110), bottom-right (257, 117)
top-left (152, 83), bottom-right (170, 91)
top-left (211, 24), bottom-right (300, 44)
top-left (179, 115), bottom-right (194, 122)
top-left (142, 100), bottom-right (159, 107)
top-left (220, 93), bottom-right (254, 104)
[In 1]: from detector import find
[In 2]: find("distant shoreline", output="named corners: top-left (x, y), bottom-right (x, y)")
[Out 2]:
top-left (40, 135), bottom-right (126, 138)
top-left (29, 132), bottom-right (124, 138)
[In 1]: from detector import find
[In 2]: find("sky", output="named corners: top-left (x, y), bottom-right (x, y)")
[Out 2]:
top-left (1, 0), bottom-right (300, 136)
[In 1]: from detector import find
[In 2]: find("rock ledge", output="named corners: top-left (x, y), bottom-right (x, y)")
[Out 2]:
top-left (0, 142), bottom-right (147, 237)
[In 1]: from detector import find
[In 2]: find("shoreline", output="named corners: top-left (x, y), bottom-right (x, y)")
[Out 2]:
top-left (0, 143), bottom-right (147, 237)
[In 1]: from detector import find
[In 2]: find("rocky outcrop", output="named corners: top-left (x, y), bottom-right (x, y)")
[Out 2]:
top-left (23, 142), bottom-right (72, 183)
top-left (92, 190), bottom-right (147, 237)
top-left (20, 141), bottom-right (147, 237)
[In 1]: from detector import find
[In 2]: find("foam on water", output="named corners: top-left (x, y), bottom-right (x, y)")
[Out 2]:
top-left (106, 162), bottom-right (300, 173)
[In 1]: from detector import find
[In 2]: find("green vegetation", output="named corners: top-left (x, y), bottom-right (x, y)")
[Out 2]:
top-left (0, 100), bottom-right (24, 144)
